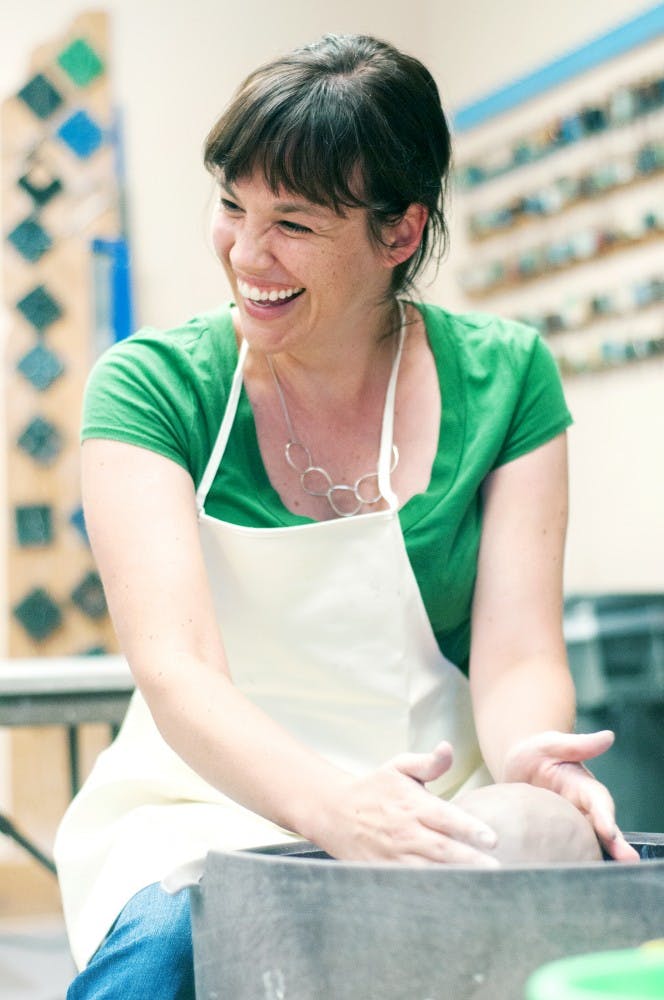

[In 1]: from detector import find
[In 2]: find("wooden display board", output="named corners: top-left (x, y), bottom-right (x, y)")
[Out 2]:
top-left (1, 10), bottom-right (132, 881)
top-left (2, 10), bottom-right (123, 658)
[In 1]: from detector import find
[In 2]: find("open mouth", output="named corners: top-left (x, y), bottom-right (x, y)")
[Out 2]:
top-left (237, 279), bottom-right (305, 307)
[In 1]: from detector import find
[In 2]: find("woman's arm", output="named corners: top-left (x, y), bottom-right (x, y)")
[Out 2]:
top-left (470, 433), bottom-right (573, 770)
top-left (469, 433), bottom-right (637, 860)
top-left (83, 438), bottom-right (498, 865)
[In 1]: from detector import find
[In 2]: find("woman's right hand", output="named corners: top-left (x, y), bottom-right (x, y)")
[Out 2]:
top-left (312, 742), bottom-right (499, 867)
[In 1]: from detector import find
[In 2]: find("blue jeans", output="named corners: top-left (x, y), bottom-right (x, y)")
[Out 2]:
top-left (67, 883), bottom-right (195, 999)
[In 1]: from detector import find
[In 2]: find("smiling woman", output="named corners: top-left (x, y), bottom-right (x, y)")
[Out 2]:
top-left (54, 32), bottom-right (636, 1000)
top-left (203, 33), bottom-right (451, 296)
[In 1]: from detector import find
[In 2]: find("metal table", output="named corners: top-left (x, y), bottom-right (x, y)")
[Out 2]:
top-left (0, 655), bottom-right (134, 872)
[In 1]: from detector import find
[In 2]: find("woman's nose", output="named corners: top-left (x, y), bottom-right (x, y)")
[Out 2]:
top-left (229, 222), bottom-right (274, 273)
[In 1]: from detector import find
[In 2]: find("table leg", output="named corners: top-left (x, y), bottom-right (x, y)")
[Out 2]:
top-left (67, 725), bottom-right (80, 797)
top-left (0, 813), bottom-right (56, 874)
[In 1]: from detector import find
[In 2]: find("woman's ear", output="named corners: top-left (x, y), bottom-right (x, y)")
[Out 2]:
top-left (382, 203), bottom-right (428, 267)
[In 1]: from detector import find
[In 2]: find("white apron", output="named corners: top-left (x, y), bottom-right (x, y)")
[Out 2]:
top-left (55, 321), bottom-right (488, 970)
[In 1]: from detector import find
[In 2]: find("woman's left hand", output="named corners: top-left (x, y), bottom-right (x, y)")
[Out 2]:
top-left (502, 729), bottom-right (639, 862)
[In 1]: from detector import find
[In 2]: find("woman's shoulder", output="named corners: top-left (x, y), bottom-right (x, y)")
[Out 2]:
top-left (82, 303), bottom-right (239, 477)
top-left (419, 303), bottom-right (543, 372)
top-left (416, 303), bottom-right (570, 465)
top-left (98, 303), bottom-right (237, 375)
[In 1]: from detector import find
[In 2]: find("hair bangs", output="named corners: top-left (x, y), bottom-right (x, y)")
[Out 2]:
top-left (208, 79), bottom-right (369, 215)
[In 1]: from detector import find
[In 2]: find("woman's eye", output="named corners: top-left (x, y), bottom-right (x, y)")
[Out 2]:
top-left (220, 198), bottom-right (241, 212)
top-left (280, 220), bottom-right (312, 234)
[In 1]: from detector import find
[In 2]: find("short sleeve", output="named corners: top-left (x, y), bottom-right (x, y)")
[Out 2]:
top-left (493, 333), bottom-right (572, 468)
top-left (81, 332), bottom-right (197, 474)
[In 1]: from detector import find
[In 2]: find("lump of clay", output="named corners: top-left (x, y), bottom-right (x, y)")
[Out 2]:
top-left (454, 783), bottom-right (603, 864)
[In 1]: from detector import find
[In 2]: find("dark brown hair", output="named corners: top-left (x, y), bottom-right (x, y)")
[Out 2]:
top-left (204, 34), bottom-right (452, 294)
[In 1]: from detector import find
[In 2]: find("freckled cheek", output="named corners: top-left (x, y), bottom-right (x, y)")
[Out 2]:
top-left (325, 254), bottom-right (369, 298)
top-left (211, 218), bottom-right (233, 262)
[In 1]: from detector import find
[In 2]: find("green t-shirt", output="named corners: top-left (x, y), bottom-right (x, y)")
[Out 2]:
top-left (82, 301), bottom-right (572, 674)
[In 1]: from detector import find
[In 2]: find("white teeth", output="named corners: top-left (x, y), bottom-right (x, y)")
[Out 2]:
top-left (237, 279), bottom-right (303, 302)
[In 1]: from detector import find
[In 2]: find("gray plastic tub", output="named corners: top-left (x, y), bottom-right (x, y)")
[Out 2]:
top-left (190, 835), bottom-right (664, 1000)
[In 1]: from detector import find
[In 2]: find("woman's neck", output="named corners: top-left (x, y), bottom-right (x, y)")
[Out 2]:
top-left (253, 298), bottom-right (402, 410)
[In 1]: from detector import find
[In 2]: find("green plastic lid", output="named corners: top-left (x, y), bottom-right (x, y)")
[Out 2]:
top-left (525, 946), bottom-right (664, 1000)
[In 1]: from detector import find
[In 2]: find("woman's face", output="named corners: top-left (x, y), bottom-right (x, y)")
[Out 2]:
top-left (211, 172), bottom-right (394, 357)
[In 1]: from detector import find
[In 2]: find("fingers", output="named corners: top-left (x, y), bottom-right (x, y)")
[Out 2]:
top-left (324, 748), bottom-right (501, 867)
top-left (420, 797), bottom-right (498, 857)
top-left (549, 762), bottom-right (640, 864)
top-left (539, 729), bottom-right (616, 763)
top-left (561, 729), bottom-right (615, 762)
top-left (390, 741), bottom-right (454, 784)
top-left (385, 800), bottom-right (500, 868)
top-left (388, 744), bottom-right (499, 863)
top-left (504, 729), bottom-right (617, 785)
top-left (580, 779), bottom-right (639, 862)
top-left (574, 770), bottom-right (617, 843)
top-left (604, 831), bottom-right (640, 862)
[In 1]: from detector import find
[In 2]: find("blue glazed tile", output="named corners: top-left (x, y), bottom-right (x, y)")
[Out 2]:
top-left (69, 506), bottom-right (89, 544)
top-left (15, 505), bottom-right (53, 546)
top-left (16, 285), bottom-right (63, 332)
top-left (71, 571), bottom-right (108, 619)
top-left (57, 109), bottom-right (104, 158)
top-left (17, 73), bottom-right (63, 119)
top-left (17, 416), bottom-right (63, 465)
top-left (17, 343), bottom-right (65, 391)
top-left (13, 588), bottom-right (63, 641)
top-left (7, 218), bottom-right (52, 262)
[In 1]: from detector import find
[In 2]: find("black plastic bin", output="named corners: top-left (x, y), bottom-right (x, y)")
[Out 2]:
top-left (564, 593), bottom-right (664, 831)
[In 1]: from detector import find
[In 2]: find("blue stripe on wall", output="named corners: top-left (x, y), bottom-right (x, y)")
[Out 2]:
top-left (453, 3), bottom-right (664, 132)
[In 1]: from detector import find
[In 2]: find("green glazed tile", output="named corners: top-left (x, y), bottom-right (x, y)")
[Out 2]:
top-left (15, 505), bottom-right (53, 546)
top-left (13, 588), bottom-right (63, 641)
top-left (18, 167), bottom-right (63, 208)
top-left (17, 73), bottom-right (63, 119)
top-left (57, 38), bottom-right (104, 87)
top-left (17, 416), bottom-right (63, 465)
top-left (71, 571), bottom-right (108, 619)
top-left (17, 343), bottom-right (65, 391)
top-left (16, 285), bottom-right (63, 332)
top-left (7, 218), bottom-right (52, 263)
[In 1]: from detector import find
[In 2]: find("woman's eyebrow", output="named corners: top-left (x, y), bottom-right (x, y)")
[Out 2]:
top-left (220, 181), bottom-right (329, 217)
top-left (219, 180), bottom-right (238, 199)
top-left (272, 200), bottom-right (329, 217)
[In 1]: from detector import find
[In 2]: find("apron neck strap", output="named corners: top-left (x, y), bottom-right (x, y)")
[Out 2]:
top-left (196, 335), bottom-right (249, 513)
top-left (377, 300), bottom-right (407, 511)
